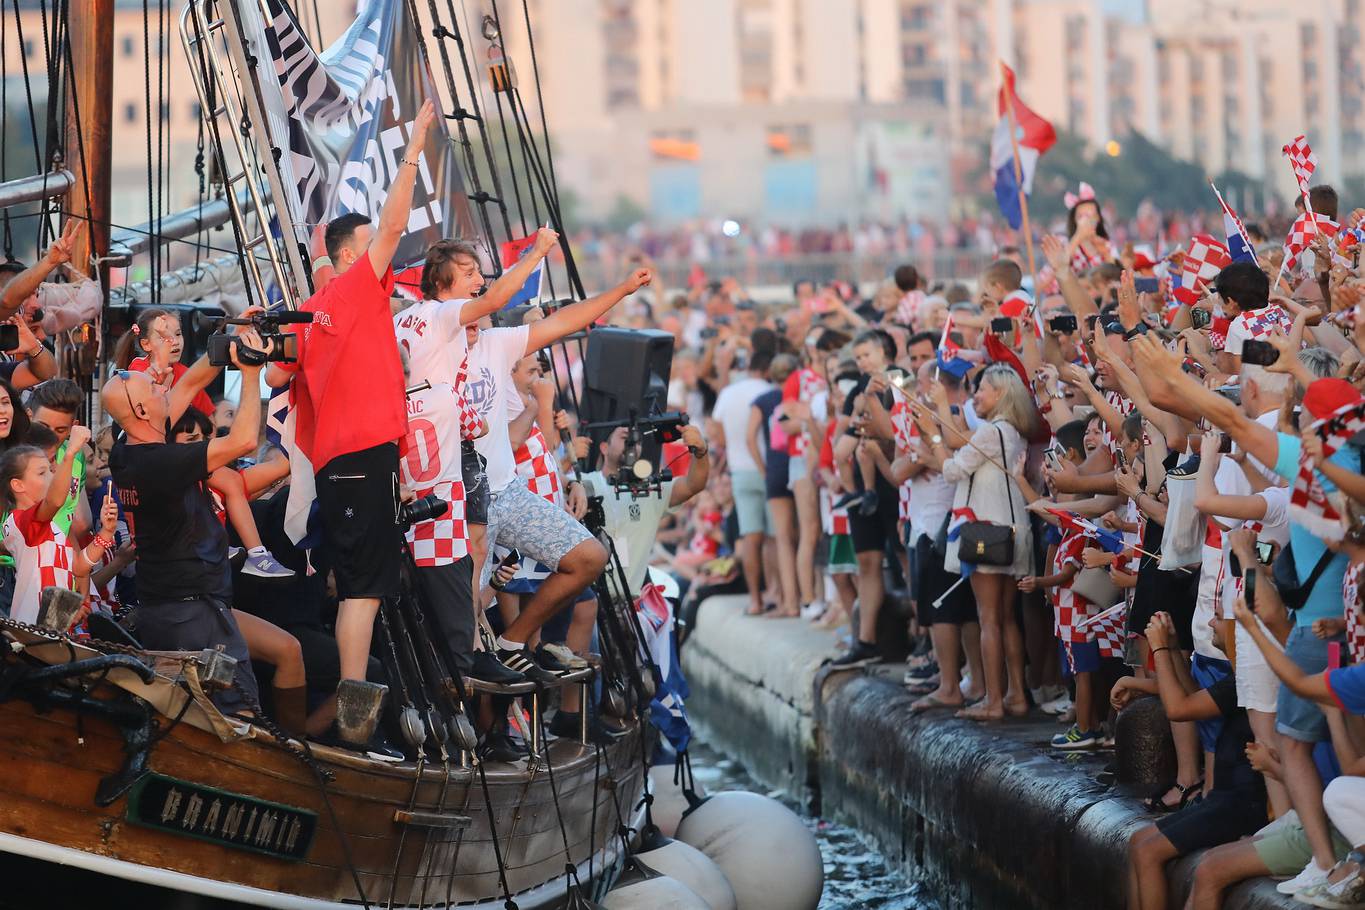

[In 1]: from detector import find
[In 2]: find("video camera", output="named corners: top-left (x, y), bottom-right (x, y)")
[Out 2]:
top-left (206, 309), bottom-right (313, 368)
top-left (585, 410), bottom-right (689, 498)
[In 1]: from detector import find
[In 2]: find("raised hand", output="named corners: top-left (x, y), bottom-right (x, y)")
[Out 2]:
top-left (67, 424), bottom-right (92, 453)
top-left (45, 221), bottom-right (80, 267)
top-left (100, 490), bottom-right (119, 535)
top-left (1041, 233), bottom-right (1069, 274)
top-left (620, 268), bottom-right (653, 294)
top-left (532, 226), bottom-right (560, 256)
top-left (403, 99), bottom-right (438, 161)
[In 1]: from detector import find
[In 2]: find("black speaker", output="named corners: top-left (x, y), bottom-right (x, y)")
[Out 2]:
top-left (580, 328), bottom-right (674, 469)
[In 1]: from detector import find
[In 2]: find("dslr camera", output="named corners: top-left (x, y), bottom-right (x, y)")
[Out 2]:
top-left (207, 309), bottom-right (312, 368)
top-left (400, 494), bottom-right (447, 530)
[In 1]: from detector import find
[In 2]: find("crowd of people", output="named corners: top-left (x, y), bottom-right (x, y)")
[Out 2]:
top-left (5, 90), bottom-right (1365, 910)
top-left (633, 180), bottom-right (1365, 909)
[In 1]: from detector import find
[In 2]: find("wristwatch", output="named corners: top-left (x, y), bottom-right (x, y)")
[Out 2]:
top-left (688, 444), bottom-right (709, 459)
top-left (930, 434), bottom-right (943, 445)
top-left (25, 344), bottom-right (44, 359)
top-left (1123, 323), bottom-right (1148, 340)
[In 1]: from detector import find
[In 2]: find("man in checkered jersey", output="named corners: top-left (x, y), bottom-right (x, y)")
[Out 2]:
top-left (402, 242), bottom-right (654, 684)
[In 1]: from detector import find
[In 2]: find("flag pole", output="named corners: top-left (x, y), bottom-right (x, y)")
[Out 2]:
top-left (1001, 61), bottom-right (1040, 297)
top-left (1210, 180), bottom-right (1254, 257)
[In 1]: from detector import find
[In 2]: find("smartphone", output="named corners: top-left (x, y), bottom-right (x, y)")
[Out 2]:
top-left (1085, 314), bottom-right (1101, 332)
top-left (1134, 276), bottom-right (1160, 294)
top-left (0, 323), bottom-right (17, 353)
top-left (1115, 449), bottom-right (1126, 468)
top-left (1329, 641), bottom-right (1344, 671)
top-left (990, 316), bottom-right (1013, 334)
top-left (699, 327), bottom-right (718, 340)
top-left (1256, 541), bottom-right (1274, 565)
top-left (1243, 567), bottom-right (1257, 610)
top-left (497, 548), bottom-right (521, 571)
top-left (1190, 308), bottom-right (1212, 330)
top-left (1242, 339), bottom-right (1279, 367)
top-left (1219, 434), bottom-right (1233, 454)
top-left (1049, 314), bottom-right (1078, 333)
top-left (1214, 384), bottom-right (1242, 406)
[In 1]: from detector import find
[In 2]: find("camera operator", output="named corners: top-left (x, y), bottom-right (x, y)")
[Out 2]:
top-left (265, 99), bottom-right (437, 689)
top-left (104, 328), bottom-right (273, 713)
top-left (573, 422), bottom-right (711, 602)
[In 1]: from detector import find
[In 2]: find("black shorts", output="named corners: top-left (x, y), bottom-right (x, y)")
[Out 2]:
top-left (413, 557), bottom-right (475, 673)
top-left (1154, 788), bottom-right (1266, 855)
top-left (462, 442), bottom-right (489, 526)
top-left (916, 534), bottom-right (976, 625)
top-left (849, 491), bottom-right (899, 554)
top-left (316, 443), bottom-right (402, 600)
top-left (130, 597), bottom-right (259, 713)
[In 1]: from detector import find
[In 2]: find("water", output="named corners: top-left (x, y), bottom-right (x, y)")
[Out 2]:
top-left (686, 740), bottom-right (939, 910)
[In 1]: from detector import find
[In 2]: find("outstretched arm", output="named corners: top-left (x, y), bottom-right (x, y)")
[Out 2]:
top-left (460, 228), bottom-right (559, 323)
top-left (0, 222), bottom-right (80, 318)
top-left (525, 268), bottom-right (652, 354)
top-left (366, 100), bottom-right (438, 279)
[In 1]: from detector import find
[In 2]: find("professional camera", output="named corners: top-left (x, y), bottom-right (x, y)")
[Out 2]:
top-left (585, 410), bottom-right (689, 498)
top-left (400, 494), bottom-right (446, 529)
top-left (206, 309), bottom-right (313, 367)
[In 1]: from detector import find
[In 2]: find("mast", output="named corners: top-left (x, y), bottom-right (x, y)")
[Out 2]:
top-left (64, 0), bottom-right (114, 292)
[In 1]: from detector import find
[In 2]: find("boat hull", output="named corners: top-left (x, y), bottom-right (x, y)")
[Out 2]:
top-left (0, 696), bottom-right (646, 908)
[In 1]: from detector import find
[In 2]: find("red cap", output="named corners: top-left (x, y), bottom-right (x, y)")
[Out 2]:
top-left (1303, 378), bottom-right (1365, 420)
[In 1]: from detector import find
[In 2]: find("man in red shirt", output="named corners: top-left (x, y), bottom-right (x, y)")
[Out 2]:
top-left (266, 99), bottom-right (437, 689)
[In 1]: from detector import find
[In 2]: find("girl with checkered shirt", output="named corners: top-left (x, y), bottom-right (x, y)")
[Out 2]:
top-left (0, 430), bottom-right (119, 628)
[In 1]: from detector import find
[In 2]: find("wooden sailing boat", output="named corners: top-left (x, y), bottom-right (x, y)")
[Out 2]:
top-left (0, 0), bottom-right (653, 906)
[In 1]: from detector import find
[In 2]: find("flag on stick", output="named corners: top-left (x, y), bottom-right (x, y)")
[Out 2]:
top-left (990, 64), bottom-right (1055, 230)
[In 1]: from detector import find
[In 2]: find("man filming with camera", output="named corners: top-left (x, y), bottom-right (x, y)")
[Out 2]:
top-left (265, 99), bottom-right (437, 691)
top-left (105, 326), bottom-right (274, 713)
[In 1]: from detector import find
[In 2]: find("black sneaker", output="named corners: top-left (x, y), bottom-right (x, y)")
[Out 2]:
top-left (319, 725), bottom-right (407, 762)
top-left (533, 644), bottom-right (572, 675)
top-left (829, 640), bottom-right (880, 669)
top-left (469, 650), bottom-right (527, 686)
top-left (478, 731), bottom-right (526, 764)
top-left (550, 710), bottom-right (627, 744)
top-left (857, 490), bottom-right (880, 516)
top-left (496, 647), bottom-right (560, 687)
top-left (832, 490), bottom-right (862, 511)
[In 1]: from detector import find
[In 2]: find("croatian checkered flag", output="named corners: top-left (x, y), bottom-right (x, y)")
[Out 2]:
top-left (1078, 601), bottom-right (1129, 658)
top-left (1290, 398), bottom-right (1365, 541)
top-left (1173, 234), bottom-right (1232, 305)
top-left (1283, 212), bottom-right (1339, 274)
top-left (265, 385), bottom-right (318, 546)
top-left (1283, 135), bottom-right (1318, 198)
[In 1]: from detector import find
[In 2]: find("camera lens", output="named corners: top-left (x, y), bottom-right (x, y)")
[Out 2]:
top-left (401, 493), bottom-right (447, 528)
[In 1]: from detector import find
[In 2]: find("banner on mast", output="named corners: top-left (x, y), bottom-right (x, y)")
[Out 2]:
top-left (247, 0), bottom-right (481, 275)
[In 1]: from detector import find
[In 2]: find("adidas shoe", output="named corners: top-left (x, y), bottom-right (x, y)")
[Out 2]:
top-left (1051, 724), bottom-right (1100, 750)
top-left (496, 647), bottom-right (559, 687)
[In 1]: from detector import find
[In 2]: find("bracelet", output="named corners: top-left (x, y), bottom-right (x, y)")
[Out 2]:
top-left (489, 575), bottom-right (507, 591)
top-left (402, 158), bottom-right (420, 168)
top-left (92, 534), bottom-right (115, 550)
top-left (688, 445), bottom-right (709, 458)
top-left (26, 344), bottom-right (44, 359)
top-left (311, 256), bottom-right (332, 273)
top-left (1152, 646), bottom-right (1170, 655)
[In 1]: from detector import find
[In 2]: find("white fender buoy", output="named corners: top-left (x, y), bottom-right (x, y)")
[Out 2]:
top-left (648, 763), bottom-right (704, 838)
top-left (601, 871), bottom-right (710, 910)
top-left (675, 790), bottom-right (823, 910)
top-left (636, 835), bottom-right (737, 910)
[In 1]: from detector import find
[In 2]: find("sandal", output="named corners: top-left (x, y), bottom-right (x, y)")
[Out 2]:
top-left (1145, 779), bottom-right (1202, 814)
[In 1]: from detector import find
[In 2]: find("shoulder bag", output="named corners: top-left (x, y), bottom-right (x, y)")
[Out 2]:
top-left (957, 423), bottom-right (1017, 567)
top-left (1273, 543), bottom-right (1335, 613)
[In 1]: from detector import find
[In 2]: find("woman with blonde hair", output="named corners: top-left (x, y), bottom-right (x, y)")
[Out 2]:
top-left (922, 364), bottom-right (1036, 721)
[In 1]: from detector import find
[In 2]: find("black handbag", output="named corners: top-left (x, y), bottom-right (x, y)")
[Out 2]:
top-left (956, 424), bottom-right (1017, 567)
top-left (1272, 542), bottom-right (1335, 612)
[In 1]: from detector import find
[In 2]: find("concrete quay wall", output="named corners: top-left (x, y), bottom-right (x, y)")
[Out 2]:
top-left (682, 595), bottom-right (1297, 909)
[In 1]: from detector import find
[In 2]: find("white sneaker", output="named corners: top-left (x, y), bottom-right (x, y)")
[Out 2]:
top-left (801, 600), bottom-right (827, 621)
top-left (539, 641), bottom-right (588, 670)
top-left (1278, 859), bottom-right (1333, 895)
top-left (1040, 695), bottom-right (1073, 716)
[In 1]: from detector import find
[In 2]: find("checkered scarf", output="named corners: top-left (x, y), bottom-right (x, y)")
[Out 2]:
top-left (1289, 399), bottom-right (1365, 541)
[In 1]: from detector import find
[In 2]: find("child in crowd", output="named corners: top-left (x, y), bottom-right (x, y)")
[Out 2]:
top-left (1018, 419), bottom-right (1104, 748)
top-left (0, 430), bottom-right (119, 626)
top-left (114, 307), bottom-right (292, 578)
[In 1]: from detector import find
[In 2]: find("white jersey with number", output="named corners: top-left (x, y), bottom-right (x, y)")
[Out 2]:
top-left (400, 382), bottom-right (468, 566)
top-left (394, 298), bottom-right (469, 389)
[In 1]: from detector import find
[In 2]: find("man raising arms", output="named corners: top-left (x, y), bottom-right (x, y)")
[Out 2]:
top-left (266, 99), bottom-right (437, 689)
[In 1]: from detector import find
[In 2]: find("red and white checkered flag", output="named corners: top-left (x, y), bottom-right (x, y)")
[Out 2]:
top-left (1173, 234), bottom-right (1232, 305)
top-left (1290, 398), bottom-right (1365, 541)
top-left (1283, 211), bottom-right (1339, 274)
top-left (1078, 601), bottom-right (1129, 659)
top-left (1283, 135), bottom-right (1318, 197)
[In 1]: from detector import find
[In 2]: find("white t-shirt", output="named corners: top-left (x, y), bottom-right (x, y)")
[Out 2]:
top-left (711, 375), bottom-right (771, 473)
top-left (1223, 304), bottom-right (1291, 358)
top-left (909, 471), bottom-right (954, 544)
top-left (399, 382), bottom-right (469, 564)
top-left (465, 325), bottom-right (531, 493)
top-left (393, 297), bottom-right (472, 387)
top-left (583, 470), bottom-right (675, 597)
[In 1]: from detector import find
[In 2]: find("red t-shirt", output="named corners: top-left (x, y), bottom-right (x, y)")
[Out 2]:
top-left (280, 254), bottom-right (406, 469)
top-left (127, 357), bottom-right (214, 417)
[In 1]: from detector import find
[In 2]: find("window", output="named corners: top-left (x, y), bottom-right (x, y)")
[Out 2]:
top-left (121, 35), bottom-right (135, 58)
top-left (766, 124), bottom-right (812, 158)
top-left (189, 101), bottom-right (202, 121)
top-left (160, 101), bottom-right (170, 122)
top-left (123, 102), bottom-right (137, 123)
top-left (22, 39), bottom-right (34, 58)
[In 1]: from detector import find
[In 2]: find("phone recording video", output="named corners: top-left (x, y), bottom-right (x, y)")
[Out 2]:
top-left (990, 316), bottom-right (1013, 334)
top-left (1241, 339), bottom-right (1279, 367)
top-left (1133, 276), bottom-right (1160, 294)
top-left (1049, 314), bottom-right (1078, 334)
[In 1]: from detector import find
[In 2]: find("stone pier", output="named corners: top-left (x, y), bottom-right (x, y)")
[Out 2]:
top-left (682, 594), bottom-right (1298, 909)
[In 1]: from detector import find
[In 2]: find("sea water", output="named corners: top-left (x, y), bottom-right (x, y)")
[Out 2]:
top-left (687, 740), bottom-right (938, 910)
